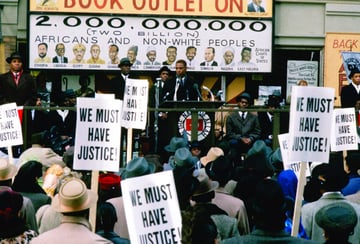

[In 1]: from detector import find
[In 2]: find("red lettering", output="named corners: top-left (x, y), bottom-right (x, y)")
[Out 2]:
top-left (64, 0), bottom-right (75, 8)
top-left (95, 0), bottom-right (107, 8)
top-left (333, 39), bottom-right (359, 49)
top-left (216, 0), bottom-right (242, 13)
top-left (64, 0), bottom-right (123, 9)
top-left (133, 0), bottom-right (145, 10)
top-left (186, 0), bottom-right (195, 11)
top-left (174, 0), bottom-right (183, 11)
top-left (149, 0), bottom-right (160, 10)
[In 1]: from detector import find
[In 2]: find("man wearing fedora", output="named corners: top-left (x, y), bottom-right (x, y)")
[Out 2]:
top-left (225, 92), bottom-right (261, 164)
top-left (31, 178), bottom-right (112, 244)
top-left (341, 68), bottom-right (360, 108)
top-left (0, 52), bottom-right (37, 157)
top-left (0, 52), bottom-right (37, 107)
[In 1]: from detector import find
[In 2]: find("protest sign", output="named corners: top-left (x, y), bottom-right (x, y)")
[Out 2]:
top-left (0, 103), bottom-right (23, 147)
top-left (122, 171), bottom-right (182, 244)
top-left (121, 79), bottom-right (149, 130)
top-left (331, 108), bottom-right (358, 151)
top-left (278, 133), bottom-right (311, 178)
top-left (74, 97), bottom-right (122, 171)
top-left (288, 86), bottom-right (334, 163)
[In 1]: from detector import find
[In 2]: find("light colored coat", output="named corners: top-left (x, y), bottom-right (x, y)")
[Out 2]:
top-left (30, 215), bottom-right (112, 244)
top-left (301, 191), bottom-right (360, 243)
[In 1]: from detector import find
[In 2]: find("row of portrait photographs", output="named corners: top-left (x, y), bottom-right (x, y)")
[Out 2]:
top-left (32, 42), bottom-right (260, 71)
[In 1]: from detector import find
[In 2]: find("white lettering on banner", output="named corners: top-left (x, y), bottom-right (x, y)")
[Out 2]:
top-left (29, 14), bottom-right (272, 73)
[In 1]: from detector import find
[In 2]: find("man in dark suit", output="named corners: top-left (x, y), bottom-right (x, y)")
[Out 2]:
top-left (162, 59), bottom-right (200, 101)
top-left (200, 47), bottom-right (218, 66)
top-left (258, 93), bottom-right (282, 147)
top-left (225, 92), bottom-right (261, 163)
top-left (0, 52), bottom-right (37, 157)
top-left (247, 0), bottom-right (265, 12)
top-left (341, 68), bottom-right (360, 108)
top-left (0, 52), bottom-right (37, 106)
top-left (52, 43), bottom-right (68, 63)
top-left (148, 66), bottom-right (172, 154)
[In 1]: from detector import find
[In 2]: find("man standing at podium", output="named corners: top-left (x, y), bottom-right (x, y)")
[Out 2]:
top-left (163, 59), bottom-right (201, 101)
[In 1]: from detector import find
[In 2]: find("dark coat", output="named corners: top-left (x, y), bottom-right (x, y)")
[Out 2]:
top-left (0, 70), bottom-right (37, 106)
top-left (162, 75), bottom-right (200, 101)
top-left (226, 111), bottom-right (261, 142)
top-left (200, 61), bottom-right (218, 66)
top-left (47, 110), bottom-right (77, 138)
top-left (52, 56), bottom-right (68, 63)
top-left (247, 3), bottom-right (265, 12)
top-left (340, 84), bottom-right (360, 108)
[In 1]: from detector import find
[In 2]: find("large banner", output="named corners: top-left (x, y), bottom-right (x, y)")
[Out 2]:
top-left (28, 14), bottom-right (272, 73)
top-left (30, 0), bottom-right (273, 17)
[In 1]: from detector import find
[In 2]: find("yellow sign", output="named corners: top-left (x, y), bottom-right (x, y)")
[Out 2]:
top-left (30, 0), bottom-right (273, 17)
top-left (324, 33), bottom-right (360, 106)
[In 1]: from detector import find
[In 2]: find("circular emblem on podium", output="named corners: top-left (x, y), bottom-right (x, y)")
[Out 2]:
top-left (178, 111), bottom-right (211, 141)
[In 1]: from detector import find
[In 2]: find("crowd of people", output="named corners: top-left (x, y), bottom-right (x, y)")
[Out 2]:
top-left (1, 50), bottom-right (360, 244)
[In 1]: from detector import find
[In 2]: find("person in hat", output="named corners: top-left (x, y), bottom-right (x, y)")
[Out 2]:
top-left (189, 168), bottom-right (241, 241)
top-left (12, 160), bottom-right (51, 212)
top-left (0, 188), bottom-right (38, 243)
top-left (147, 65), bottom-right (172, 154)
top-left (222, 179), bottom-right (316, 244)
top-left (200, 147), bottom-right (224, 168)
top-left (226, 92), bottom-right (261, 164)
top-left (98, 173), bottom-right (121, 203)
top-left (31, 178), bottom-right (112, 244)
top-left (315, 202), bottom-right (358, 244)
top-left (0, 52), bottom-right (37, 156)
top-left (341, 68), bottom-right (360, 108)
top-left (170, 148), bottom-right (200, 211)
top-left (127, 45), bottom-right (141, 66)
top-left (204, 155), bottom-right (250, 235)
top-left (189, 140), bottom-right (203, 160)
top-left (162, 137), bottom-right (188, 170)
top-left (0, 158), bottom-right (38, 233)
top-left (107, 157), bottom-right (155, 240)
top-left (257, 92), bottom-right (282, 147)
top-left (143, 46), bottom-right (160, 66)
top-left (301, 162), bottom-right (360, 243)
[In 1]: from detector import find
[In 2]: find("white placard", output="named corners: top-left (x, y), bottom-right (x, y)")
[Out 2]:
top-left (278, 133), bottom-right (310, 178)
top-left (121, 79), bottom-right (149, 130)
top-left (0, 103), bottom-right (23, 147)
top-left (74, 97), bottom-right (122, 171)
top-left (288, 86), bottom-right (334, 163)
top-left (330, 108), bottom-right (358, 151)
top-left (121, 171), bottom-right (182, 244)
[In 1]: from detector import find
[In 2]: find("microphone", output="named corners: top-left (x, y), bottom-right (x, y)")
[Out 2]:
top-left (155, 77), bottom-right (162, 87)
top-left (193, 83), bottom-right (203, 101)
top-left (163, 92), bottom-right (170, 101)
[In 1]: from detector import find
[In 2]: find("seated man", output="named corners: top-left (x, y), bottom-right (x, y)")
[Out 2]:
top-left (225, 92), bottom-right (261, 164)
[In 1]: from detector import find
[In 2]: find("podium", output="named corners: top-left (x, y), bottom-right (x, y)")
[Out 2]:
top-left (160, 101), bottom-right (224, 147)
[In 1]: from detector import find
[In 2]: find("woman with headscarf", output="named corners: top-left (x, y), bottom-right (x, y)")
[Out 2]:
top-left (12, 160), bottom-right (51, 212)
top-left (0, 188), bottom-right (37, 243)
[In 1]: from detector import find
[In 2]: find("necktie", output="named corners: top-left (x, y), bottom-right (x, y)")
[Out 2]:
top-left (174, 79), bottom-right (181, 101)
top-left (14, 73), bottom-right (19, 85)
top-left (241, 112), bottom-right (245, 120)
